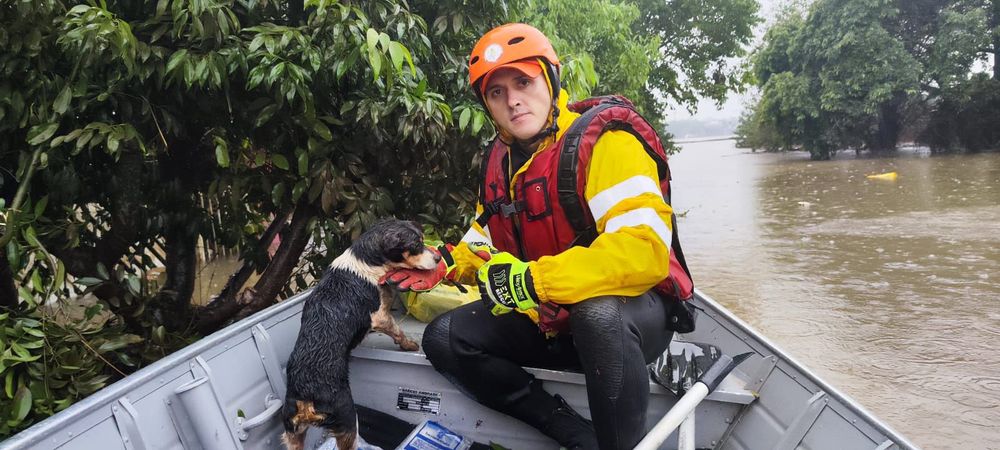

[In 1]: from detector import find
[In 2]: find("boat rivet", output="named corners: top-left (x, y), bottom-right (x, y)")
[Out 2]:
top-left (711, 441), bottom-right (717, 446)
top-left (725, 418), bottom-right (731, 423)
top-left (112, 406), bottom-right (118, 412)
top-left (124, 438), bottom-right (130, 443)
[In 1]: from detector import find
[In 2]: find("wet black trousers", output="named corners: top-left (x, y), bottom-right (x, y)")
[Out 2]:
top-left (422, 292), bottom-right (673, 450)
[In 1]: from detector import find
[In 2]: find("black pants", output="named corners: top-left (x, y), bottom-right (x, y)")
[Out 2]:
top-left (422, 291), bottom-right (673, 450)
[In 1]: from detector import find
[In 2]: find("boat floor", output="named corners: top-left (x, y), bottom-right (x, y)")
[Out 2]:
top-left (328, 303), bottom-right (758, 449)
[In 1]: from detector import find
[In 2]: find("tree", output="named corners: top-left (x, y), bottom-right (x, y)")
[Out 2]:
top-left (916, 0), bottom-right (1000, 151)
top-left (632, 0), bottom-right (761, 122)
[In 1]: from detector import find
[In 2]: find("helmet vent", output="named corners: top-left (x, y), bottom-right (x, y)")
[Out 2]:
top-left (470, 56), bottom-right (480, 65)
top-left (508, 37), bottom-right (525, 45)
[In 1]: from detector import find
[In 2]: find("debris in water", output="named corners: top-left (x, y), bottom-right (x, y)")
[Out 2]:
top-left (866, 171), bottom-right (898, 181)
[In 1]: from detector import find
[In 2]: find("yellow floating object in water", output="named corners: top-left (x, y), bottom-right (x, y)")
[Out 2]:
top-left (866, 171), bottom-right (898, 180)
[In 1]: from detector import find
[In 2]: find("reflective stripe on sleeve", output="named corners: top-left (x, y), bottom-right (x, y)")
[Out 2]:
top-left (462, 226), bottom-right (492, 244)
top-left (604, 207), bottom-right (672, 248)
top-left (588, 175), bottom-right (662, 223)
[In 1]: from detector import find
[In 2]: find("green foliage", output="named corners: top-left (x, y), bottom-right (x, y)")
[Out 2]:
top-left (516, 0), bottom-right (760, 137)
top-left (735, 98), bottom-right (794, 152)
top-left (0, 296), bottom-right (190, 436)
top-left (928, 7), bottom-right (990, 93)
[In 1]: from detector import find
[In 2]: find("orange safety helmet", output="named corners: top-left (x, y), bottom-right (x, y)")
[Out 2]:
top-left (468, 23), bottom-right (560, 93)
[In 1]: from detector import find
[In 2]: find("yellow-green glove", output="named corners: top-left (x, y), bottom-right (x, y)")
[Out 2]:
top-left (469, 243), bottom-right (540, 316)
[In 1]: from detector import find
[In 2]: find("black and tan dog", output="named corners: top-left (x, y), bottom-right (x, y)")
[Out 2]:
top-left (281, 219), bottom-right (439, 450)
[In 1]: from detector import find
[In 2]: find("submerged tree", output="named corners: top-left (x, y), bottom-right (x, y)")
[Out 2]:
top-left (739, 0), bottom-right (1000, 157)
top-left (740, 0), bottom-right (919, 159)
top-left (918, 0), bottom-right (1000, 151)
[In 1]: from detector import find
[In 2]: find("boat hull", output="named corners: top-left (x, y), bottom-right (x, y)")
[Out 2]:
top-left (0, 289), bottom-right (916, 450)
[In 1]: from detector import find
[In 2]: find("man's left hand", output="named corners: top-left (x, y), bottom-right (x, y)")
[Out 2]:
top-left (381, 245), bottom-right (456, 292)
top-left (472, 246), bottom-right (540, 315)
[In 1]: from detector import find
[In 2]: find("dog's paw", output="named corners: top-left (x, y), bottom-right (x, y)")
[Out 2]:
top-left (399, 340), bottom-right (419, 352)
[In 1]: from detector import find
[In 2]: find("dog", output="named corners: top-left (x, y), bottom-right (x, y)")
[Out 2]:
top-left (281, 219), bottom-right (439, 450)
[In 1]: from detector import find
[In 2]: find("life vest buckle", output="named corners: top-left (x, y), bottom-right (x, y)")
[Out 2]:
top-left (500, 201), bottom-right (524, 217)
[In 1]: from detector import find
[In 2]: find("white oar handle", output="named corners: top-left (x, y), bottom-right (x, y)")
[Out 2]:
top-left (635, 352), bottom-right (753, 449)
top-left (633, 383), bottom-right (709, 450)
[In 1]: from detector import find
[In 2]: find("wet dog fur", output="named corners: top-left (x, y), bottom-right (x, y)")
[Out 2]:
top-left (281, 219), bottom-right (439, 450)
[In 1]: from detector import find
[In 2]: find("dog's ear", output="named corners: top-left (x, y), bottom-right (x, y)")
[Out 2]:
top-left (381, 232), bottom-right (408, 263)
top-left (380, 224), bottom-right (423, 263)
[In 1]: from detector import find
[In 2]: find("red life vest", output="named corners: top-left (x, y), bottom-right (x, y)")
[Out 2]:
top-left (475, 96), bottom-right (694, 303)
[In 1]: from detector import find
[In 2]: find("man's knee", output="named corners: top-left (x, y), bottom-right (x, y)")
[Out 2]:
top-left (422, 309), bottom-right (489, 372)
top-left (569, 296), bottom-right (624, 331)
top-left (422, 313), bottom-right (455, 369)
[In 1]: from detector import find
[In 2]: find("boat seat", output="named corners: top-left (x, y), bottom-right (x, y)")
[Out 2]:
top-left (359, 307), bottom-right (757, 406)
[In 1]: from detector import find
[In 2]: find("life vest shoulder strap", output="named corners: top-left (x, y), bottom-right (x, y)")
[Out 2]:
top-left (557, 96), bottom-right (693, 280)
top-left (558, 96), bottom-right (669, 232)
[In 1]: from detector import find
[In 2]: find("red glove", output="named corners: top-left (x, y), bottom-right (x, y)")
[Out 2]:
top-left (380, 245), bottom-right (456, 292)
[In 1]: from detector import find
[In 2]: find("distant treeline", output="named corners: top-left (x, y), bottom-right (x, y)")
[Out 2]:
top-left (668, 117), bottom-right (739, 139)
top-left (736, 0), bottom-right (1000, 160)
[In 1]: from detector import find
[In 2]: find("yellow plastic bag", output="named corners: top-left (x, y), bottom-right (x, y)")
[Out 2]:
top-left (404, 283), bottom-right (479, 323)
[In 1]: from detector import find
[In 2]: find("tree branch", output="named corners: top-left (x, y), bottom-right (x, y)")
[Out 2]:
top-left (153, 225), bottom-right (199, 331)
top-left (233, 201), bottom-right (314, 321)
top-left (193, 212), bottom-right (289, 334)
top-left (0, 146), bottom-right (43, 249)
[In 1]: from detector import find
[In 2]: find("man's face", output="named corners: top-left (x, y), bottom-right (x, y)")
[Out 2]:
top-left (483, 67), bottom-right (552, 142)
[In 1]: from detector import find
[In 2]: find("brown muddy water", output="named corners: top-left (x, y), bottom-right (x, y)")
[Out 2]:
top-left (670, 140), bottom-right (1000, 449)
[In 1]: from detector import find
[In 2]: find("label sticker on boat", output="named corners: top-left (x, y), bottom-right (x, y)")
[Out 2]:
top-left (397, 387), bottom-right (441, 415)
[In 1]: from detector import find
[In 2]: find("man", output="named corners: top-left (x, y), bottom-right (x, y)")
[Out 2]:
top-left (386, 23), bottom-right (692, 450)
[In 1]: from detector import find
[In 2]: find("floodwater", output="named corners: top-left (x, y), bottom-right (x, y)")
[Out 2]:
top-left (670, 140), bottom-right (1000, 449)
